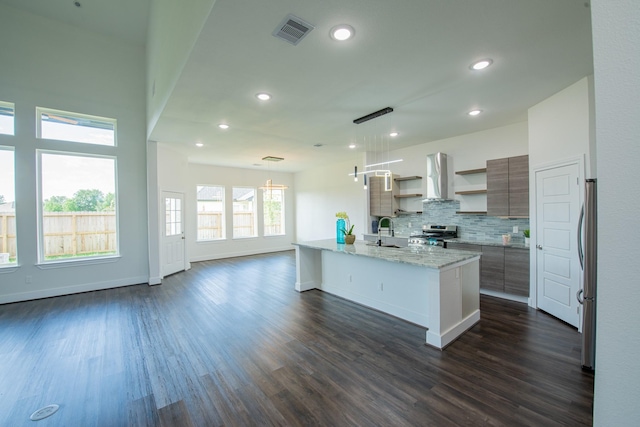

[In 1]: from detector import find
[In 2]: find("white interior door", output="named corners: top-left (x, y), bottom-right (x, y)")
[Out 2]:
top-left (535, 163), bottom-right (581, 328)
top-left (162, 191), bottom-right (185, 277)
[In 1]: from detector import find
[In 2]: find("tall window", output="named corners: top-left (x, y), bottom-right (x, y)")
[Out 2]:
top-left (37, 107), bottom-right (116, 146)
top-left (39, 151), bottom-right (117, 262)
top-left (0, 147), bottom-right (16, 265)
top-left (197, 185), bottom-right (225, 241)
top-left (232, 187), bottom-right (257, 238)
top-left (0, 101), bottom-right (14, 136)
top-left (263, 188), bottom-right (285, 236)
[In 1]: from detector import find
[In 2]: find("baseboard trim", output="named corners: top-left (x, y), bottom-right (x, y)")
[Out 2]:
top-left (0, 275), bottom-right (149, 305)
top-left (190, 246), bottom-right (294, 263)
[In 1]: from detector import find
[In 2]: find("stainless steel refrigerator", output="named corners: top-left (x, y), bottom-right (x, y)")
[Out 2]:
top-left (577, 178), bottom-right (597, 371)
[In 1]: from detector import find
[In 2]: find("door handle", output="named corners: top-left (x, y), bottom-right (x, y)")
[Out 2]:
top-left (576, 289), bottom-right (584, 304)
top-left (577, 204), bottom-right (585, 270)
top-left (536, 244), bottom-right (543, 250)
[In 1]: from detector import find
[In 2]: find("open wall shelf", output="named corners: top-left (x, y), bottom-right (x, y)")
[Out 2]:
top-left (455, 168), bottom-right (486, 175)
top-left (455, 189), bottom-right (487, 195)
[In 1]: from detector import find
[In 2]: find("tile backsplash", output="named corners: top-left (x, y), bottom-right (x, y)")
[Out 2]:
top-left (389, 200), bottom-right (530, 244)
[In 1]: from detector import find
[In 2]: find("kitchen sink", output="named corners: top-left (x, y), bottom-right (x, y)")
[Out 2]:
top-left (367, 243), bottom-right (401, 248)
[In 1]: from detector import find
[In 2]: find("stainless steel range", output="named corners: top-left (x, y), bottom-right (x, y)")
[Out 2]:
top-left (408, 225), bottom-right (457, 247)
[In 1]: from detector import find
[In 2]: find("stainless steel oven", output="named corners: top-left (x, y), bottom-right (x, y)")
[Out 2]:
top-left (408, 225), bottom-right (457, 247)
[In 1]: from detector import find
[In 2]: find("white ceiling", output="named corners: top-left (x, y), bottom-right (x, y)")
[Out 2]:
top-left (0, 0), bottom-right (149, 45)
top-left (4, 0), bottom-right (594, 173)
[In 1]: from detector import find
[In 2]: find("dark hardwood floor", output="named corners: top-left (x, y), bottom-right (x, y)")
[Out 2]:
top-left (0, 251), bottom-right (593, 426)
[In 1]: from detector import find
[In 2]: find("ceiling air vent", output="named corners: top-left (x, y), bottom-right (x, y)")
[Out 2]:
top-left (272, 14), bottom-right (314, 46)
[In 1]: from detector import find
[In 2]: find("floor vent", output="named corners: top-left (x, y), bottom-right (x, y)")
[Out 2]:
top-left (272, 14), bottom-right (314, 45)
top-left (30, 404), bottom-right (60, 421)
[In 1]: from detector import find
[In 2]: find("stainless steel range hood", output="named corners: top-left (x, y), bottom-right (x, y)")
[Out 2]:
top-left (424, 153), bottom-right (449, 200)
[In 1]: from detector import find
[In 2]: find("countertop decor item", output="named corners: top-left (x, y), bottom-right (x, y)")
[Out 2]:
top-left (335, 211), bottom-right (350, 244)
top-left (523, 229), bottom-right (530, 246)
top-left (344, 224), bottom-right (356, 244)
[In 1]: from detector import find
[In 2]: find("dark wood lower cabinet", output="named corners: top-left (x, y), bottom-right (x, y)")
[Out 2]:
top-left (504, 247), bottom-right (530, 296)
top-left (447, 242), bottom-right (529, 297)
top-left (480, 246), bottom-right (505, 293)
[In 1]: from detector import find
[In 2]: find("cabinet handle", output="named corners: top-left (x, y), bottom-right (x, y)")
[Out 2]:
top-left (536, 244), bottom-right (543, 250)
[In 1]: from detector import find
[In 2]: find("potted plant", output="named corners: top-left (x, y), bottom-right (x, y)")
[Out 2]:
top-left (343, 224), bottom-right (356, 244)
top-left (523, 229), bottom-right (530, 246)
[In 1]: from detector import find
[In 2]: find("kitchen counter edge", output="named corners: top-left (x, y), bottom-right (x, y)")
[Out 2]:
top-left (293, 239), bottom-right (480, 269)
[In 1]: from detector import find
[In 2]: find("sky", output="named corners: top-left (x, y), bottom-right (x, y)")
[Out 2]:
top-left (0, 112), bottom-right (117, 203)
top-left (41, 153), bottom-right (115, 199)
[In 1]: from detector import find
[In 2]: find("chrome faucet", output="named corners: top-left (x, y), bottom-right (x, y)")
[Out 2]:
top-left (377, 217), bottom-right (394, 246)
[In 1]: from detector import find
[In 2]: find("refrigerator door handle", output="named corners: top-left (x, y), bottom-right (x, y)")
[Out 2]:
top-left (577, 204), bottom-right (585, 270)
top-left (576, 289), bottom-right (584, 304)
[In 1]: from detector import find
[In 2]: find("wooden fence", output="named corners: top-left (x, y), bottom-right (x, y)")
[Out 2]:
top-left (197, 212), bottom-right (282, 239)
top-left (1, 211), bottom-right (284, 260)
top-left (0, 212), bottom-right (116, 259)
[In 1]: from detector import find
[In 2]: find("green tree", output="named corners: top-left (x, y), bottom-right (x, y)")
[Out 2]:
top-left (100, 192), bottom-right (116, 211)
top-left (72, 189), bottom-right (104, 212)
top-left (43, 195), bottom-right (69, 212)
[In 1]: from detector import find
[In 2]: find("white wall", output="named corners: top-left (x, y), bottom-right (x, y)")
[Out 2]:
top-left (295, 156), bottom-right (367, 242)
top-left (0, 4), bottom-right (149, 303)
top-left (386, 122), bottom-right (528, 214)
top-left (294, 123), bottom-right (528, 242)
top-left (528, 76), bottom-right (594, 176)
top-left (146, 0), bottom-right (217, 135)
top-left (527, 78), bottom-right (593, 309)
top-left (187, 163), bottom-right (295, 261)
top-left (591, 0), bottom-right (640, 424)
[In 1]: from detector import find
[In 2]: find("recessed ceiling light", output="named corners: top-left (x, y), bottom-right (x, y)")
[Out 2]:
top-left (195, 142), bottom-right (204, 147)
top-left (256, 93), bottom-right (272, 101)
top-left (349, 143), bottom-right (357, 149)
top-left (470, 59), bottom-right (493, 70)
top-left (468, 109), bottom-right (482, 116)
top-left (218, 124), bottom-right (229, 129)
top-left (330, 24), bottom-right (355, 41)
top-left (389, 132), bottom-right (399, 137)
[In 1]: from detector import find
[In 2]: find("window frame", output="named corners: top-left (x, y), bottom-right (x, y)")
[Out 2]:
top-left (196, 185), bottom-right (226, 242)
top-left (232, 186), bottom-right (258, 239)
top-left (262, 188), bottom-right (286, 237)
top-left (0, 145), bottom-right (17, 268)
top-left (36, 106), bottom-right (117, 147)
top-left (0, 101), bottom-right (15, 136)
top-left (36, 149), bottom-right (120, 265)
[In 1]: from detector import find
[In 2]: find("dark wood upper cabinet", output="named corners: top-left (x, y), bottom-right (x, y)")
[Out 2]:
top-left (508, 155), bottom-right (529, 217)
top-left (487, 155), bottom-right (529, 217)
top-left (369, 176), bottom-right (398, 217)
top-left (487, 158), bottom-right (509, 216)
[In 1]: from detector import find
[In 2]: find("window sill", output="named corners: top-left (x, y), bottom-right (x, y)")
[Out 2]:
top-left (196, 239), bottom-right (227, 244)
top-left (36, 255), bottom-right (121, 270)
top-left (0, 264), bottom-right (20, 274)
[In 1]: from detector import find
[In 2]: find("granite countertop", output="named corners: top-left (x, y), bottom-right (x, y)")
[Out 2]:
top-left (445, 238), bottom-right (530, 250)
top-left (293, 239), bottom-right (480, 269)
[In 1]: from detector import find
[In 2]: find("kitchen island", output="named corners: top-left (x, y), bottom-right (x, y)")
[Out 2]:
top-left (293, 239), bottom-right (481, 349)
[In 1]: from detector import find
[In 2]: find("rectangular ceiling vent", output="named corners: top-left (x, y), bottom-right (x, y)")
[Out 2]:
top-left (272, 14), bottom-right (314, 46)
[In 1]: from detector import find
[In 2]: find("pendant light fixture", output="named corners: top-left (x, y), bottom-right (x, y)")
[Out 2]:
top-left (259, 156), bottom-right (289, 191)
top-left (348, 107), bottom-right (402, 185)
